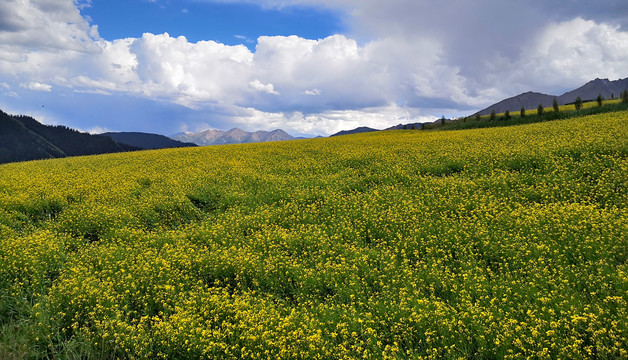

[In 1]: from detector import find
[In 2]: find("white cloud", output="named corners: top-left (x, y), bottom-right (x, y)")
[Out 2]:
top-left (516, 18), bottom-right (628, 91)
top-left (88, 125), bottom-right (112, 134)
top-left (219, 104), bottom-right (437, 136)
top-left (210, 0), bottom-right (628, 98)
top-left (128, 32), bottom-right (253, 106)
top-left (0, 82), bottom-right (19, 98)
top-left (234, 34), bottom-right (254, 43)
top-left (303, 89), bottom-right (321, 95)
top-left (21, 82), bottom-right (52, 92)
top-left (1, 0), bottom-right (627, 136)
top-left (249, 79), bottom-right (279, 95)
top-left (0, 0), bottom-right (99, 52)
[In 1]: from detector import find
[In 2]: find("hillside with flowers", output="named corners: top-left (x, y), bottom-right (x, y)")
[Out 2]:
top-left (0, 110), bottom-right (626, 359)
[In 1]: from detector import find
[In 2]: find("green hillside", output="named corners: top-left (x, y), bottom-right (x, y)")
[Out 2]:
top-left (0, 110), bottom-right (138, 164)
top-left (0, 111), bottom-right (66, 163)
top-left (1, 110), bottom-right (626, 359)
top-left (432, 98), bottom-right (628, 131)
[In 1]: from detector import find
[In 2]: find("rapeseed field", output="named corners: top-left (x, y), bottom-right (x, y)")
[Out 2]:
top-left (0, 111), bottom-right (626, 359)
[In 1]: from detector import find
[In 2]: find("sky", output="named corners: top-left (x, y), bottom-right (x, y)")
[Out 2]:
top-left (1, 0), bottom-right (627, 137)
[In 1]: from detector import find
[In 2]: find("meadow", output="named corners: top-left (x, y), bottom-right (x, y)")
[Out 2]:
top-left (435, 98), bottom-right (628, 131)
top-left (0, 110), bottom-right (626, 359)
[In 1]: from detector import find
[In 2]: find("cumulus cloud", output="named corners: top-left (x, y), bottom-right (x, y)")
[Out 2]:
top-left (208, 0), bottom-right (628, 97)
top-left (249, 79), bottom-right (279, 95)
top-left (517, 18), bottom-right (628, 89)
top-left (128, 33), bottom-right (253, 106)
top-left (1, 0), bottom-right (627, 136)
top-left (227, 105), bottom-right (437, 136)
top-left (0, 0), bottom-right (99, 52)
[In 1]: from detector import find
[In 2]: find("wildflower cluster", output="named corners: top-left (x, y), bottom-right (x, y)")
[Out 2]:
top-left (0, 111), bottom-right (626, 359)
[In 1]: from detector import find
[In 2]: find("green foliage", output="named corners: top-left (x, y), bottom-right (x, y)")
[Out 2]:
top-left (490, 110), bottom-right (496, 120)
top-left (503, 109), bottom-right (511, 120)
top-left (597, 94), bottom-right (604, 107)
top-left (553, 97), bottom-right (559, 113)
top-left (575, 96), bottom-right (583, 110)
top-left (520, 107), bottom-right (526, 117)
top-left (621, 90), bottom-right (628, 103)
top-left (537, 104), bottom-right (544, 116)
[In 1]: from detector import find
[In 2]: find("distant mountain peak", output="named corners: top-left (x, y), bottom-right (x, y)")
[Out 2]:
top-left (330, 126), bottom-right (379, 137)
top-left (172, 127), bottom-right (295, 146)
top-left (558, 76), bottom-right (628, 104)
top-left (475, 76), bottom-right (628, 115)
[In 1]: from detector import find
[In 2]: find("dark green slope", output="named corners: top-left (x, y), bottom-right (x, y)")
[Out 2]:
top-left (0, 111), bottom-right (66, 163)
top-left (101, 131), bottom-right (197, 150)
top-left (15, 114), bottom-right (137, 156)
top-left (0, 110), bottom-right (139, 165)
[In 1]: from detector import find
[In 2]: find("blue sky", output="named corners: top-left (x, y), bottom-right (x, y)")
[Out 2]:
top-left (83, 1), bottom-right (345, 50)
top-left (1, 0), bottom-right (627, 136)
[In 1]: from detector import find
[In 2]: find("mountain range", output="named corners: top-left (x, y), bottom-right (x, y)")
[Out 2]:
top-left (475, 77), bottom-right (628, 116)
top-left (329, 77), bottom-right (628, 136)
top-left (173, 128), bottom-right (295, 146)
top-left (2, 76), bottom-right (626, 165)
top-left (0, 110), bottom-right (138, 165)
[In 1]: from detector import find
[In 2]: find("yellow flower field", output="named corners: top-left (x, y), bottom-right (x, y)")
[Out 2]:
top-left (1, 111), bottom-right (626, 359)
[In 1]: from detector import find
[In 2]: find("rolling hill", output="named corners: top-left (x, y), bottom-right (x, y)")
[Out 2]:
top-left (1, 110), bottom-right (625, 359)
top-left (475, 77), bottom-right (628, 115)
top-left (330, 126), bottom-right (379, 137)
top-left (101, 132), bottom-right (197, 150)
top-left (0, 110), bottom-right (138, 164)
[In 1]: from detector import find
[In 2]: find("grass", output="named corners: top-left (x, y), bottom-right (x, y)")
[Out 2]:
top-left (424, 98), bottom-right (628, 131)
top-left (0, 109), bottom-right (626, 359)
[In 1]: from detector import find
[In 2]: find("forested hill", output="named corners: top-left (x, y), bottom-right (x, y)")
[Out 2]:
top-left (101, 132), bottom-right (197, 150)
top-left (0, 110), bottom-right (138, 164)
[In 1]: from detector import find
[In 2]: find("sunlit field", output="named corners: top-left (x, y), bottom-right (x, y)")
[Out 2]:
top-left (483, 98), bottom-right (622, 118)
top-left (1, 111), bottom-right (626, 359)
top-left (434, 99), bottom-right (628, 132)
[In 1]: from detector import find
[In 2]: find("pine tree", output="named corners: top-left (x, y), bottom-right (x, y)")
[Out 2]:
top-left (553, 98), bottom-right (559, 113)
top-left (537, 104), bottom-right (544, 116)
top-left (520, 107), bottom-right (526, 117)
top-left (504, 110), bottom-right (511, 120)
top-left (574, 96), bottom-right (583, 110)
top-left (596, 94), bottom-right (603, 107)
